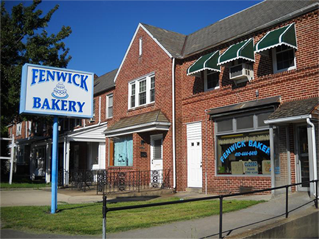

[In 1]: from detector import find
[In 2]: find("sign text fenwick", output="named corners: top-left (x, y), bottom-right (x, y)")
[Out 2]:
top-left (20, 64), bottom-right (94, 118)
top-left (19, 63), bottom-right (93, 214)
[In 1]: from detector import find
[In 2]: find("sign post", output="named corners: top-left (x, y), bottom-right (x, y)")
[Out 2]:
top-left (20, 64), bottom-right (93, 214)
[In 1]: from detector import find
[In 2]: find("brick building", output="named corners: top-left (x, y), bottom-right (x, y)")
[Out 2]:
top-left (8, 0), bottom-right (318, 195)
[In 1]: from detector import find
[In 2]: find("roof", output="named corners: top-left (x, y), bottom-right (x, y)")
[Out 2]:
top-left (268, 97), bottom-right (319, 120)
top-left (104, 110), bottom-right (170, 136)
top-left (207, 96), bottom-right (281, 118)
top-left (183, 0), bottom-right (317, 57)
top-left (94, 69), bottom-right (117, 95)
top-left (138, 0), bottom-right (317, 59)
top-left (141, 23), bottom-right (186, 58)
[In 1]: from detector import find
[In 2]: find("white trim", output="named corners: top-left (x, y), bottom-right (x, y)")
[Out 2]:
top-left (139, 37), bottom-right (143, 57)
top-left (218, 39), bottom-right (255, 66)
top-left (106, 93), bottom-right (113, 119)
top-left (264, 114), bottom-right (311, 124)
top-left (255, 24), bottom-right (297, 53)
top-left (204, 70), bottom-right (220, 92)
top-left (128, 72), bottom-right (155, 110)
top-left (272, 46), bottom-right (297, 73)
top-left (187, 51), bottom-right (221, 76)
top-left (114, 23), bottom-right (172, 82)
top-left (105, 122), bottom-right (171, 138)
top-left (172, 57), bottom-right (176, 189)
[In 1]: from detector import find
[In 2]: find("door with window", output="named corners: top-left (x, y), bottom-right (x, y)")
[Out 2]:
top-left (296, 126), bottom-right (310, 190)
top-left (187, 122), bottom-right (202, 188)
top-left (150, 134), bottom-right (163, 186)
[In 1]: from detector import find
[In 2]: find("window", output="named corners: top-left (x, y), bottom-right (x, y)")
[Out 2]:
top-left (215, 111), bottom-right (274, 176)
top-left (109, 135), bottom-right (133, 166)
top-left (139, 79), bottom-right (146, 105)
top-left (91, 142), bottom-right (99, 165)
top-left (272, 45), bottom-right (296, 73)
top-left (130, 83), bottom-right (136, 108)
top-left (204, 71), bottom-right (219, 91)
top-left (217, 131), bottom-right (270, 175)
top-left (150, 76), bottom-right (155, 102)
top-left (106, 94), bottom-right (113, 118)
top-left (75, 119), bottom-right (82, 127)
top-left (128, 73), bottom-right (155, 109)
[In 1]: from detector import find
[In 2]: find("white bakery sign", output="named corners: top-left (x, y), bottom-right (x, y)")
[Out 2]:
top-left (20, 64), bottom-right (94, 118)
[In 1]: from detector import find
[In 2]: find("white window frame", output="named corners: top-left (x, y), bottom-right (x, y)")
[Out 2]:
top-left (106, 93), bottom-right (113, 119)
top-left (90, 99), bottom-right (96, 122)
top-left (272, 46), bottom-right (296, 74)
top-left (204, 70), bottom-right (220, 91)
top-left (128, 73), bottom-right (155, 109)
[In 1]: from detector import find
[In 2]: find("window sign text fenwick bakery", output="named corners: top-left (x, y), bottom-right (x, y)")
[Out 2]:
top-left (19, 64), bottom-right (94, 118)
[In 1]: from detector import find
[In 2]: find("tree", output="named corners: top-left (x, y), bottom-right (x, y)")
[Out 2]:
top-left (1, 0), bottom-right (72, 136)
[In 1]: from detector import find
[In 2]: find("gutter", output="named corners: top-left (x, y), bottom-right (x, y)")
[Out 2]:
top-left (306, 118), bottom-right (318, 197)
top-left (172, 57), bottom-right (176, 190)
top-left (264, 115), bottom-right (311, 125)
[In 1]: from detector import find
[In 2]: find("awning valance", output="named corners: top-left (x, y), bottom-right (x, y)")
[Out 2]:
top-left (255, 23), bottom-right (297, 53)
top-left (187, 51), bottom-right (220, 76)
top-left (218, 38), bottom-right (254, 65)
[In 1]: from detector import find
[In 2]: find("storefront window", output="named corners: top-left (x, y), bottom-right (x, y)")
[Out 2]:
top-left (109, 135), bottom-right (133, 167)
top-left (217, 131), bottom-right (270, 175)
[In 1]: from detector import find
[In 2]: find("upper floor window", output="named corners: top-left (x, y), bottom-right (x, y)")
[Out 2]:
top-left (204, 71), bottom-right (219, 91)
top-left (106, 94), bottom-right (113, 118)
top-left (272, 45), bottom-right (296, 73)
top-left (128, 73), bottom-right (155, 109)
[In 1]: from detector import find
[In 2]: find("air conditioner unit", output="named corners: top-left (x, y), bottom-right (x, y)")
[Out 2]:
top-left (229, 63), bottom-right (254, 82)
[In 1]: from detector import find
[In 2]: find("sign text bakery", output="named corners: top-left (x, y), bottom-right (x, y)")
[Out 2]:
top-left (20, 64), bottom-right (94, 118)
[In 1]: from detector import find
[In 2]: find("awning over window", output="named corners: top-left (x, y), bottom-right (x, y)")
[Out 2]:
top-left (255, 23), bottom-right (297, 53)
top-left (187, 51), bottom-right (220, 76)
top-left (218, 38), bottom-right (255, 65)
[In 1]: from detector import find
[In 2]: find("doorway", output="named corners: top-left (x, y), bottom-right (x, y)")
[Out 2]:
top-left (187, 122), bottom-right (202, 188)
top-left (150, 134), bottom-right (163, 186)
top-left (296, 125), bottom-right (310, 190)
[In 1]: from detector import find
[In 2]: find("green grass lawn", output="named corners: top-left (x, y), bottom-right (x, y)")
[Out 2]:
top-left (1, 197), bottom-right (264, 235)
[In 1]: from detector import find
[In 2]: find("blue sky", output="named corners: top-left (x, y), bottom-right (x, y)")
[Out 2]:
top-left (5, 0), bottom-right (262, 77)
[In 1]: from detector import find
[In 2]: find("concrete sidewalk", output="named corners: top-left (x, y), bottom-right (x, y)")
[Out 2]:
top-left (1, 188), bottom-right (317, 238)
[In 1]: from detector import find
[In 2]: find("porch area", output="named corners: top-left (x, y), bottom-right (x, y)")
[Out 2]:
top-left (59, 168), bottom-right (173, 195)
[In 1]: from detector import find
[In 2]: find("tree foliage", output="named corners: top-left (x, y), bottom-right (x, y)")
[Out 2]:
top-left (1, 0), bottom-right (72, 136)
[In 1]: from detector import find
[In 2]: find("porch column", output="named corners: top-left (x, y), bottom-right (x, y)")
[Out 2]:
top-left (307, 122), bottom-right (315, 196)
top-left (269, 125), bottom-right (275, 193)
top-left (63, 137), bottom-right (70, 186)
top-left (45, 143), bottom-right (51, 183)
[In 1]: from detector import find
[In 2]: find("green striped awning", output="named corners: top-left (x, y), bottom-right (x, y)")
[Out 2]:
top-left (187, 51), bottom-right (220, 76)
top-left (255, 24), bottom-right (297, 53)
top-left (218, 38), bottom-right (255, 66)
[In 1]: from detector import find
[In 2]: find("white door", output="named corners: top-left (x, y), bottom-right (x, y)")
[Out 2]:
top-left (151, 134), bottom-right (163, 186)
top-left (187, 122), bottom-right (202, 188)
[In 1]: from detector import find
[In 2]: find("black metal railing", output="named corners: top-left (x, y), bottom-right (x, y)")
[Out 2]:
top-left (58, 168), bottom-right (172, 194)
top-left (97, 169), bottom-right (172, 195)
top-left (102, 180), bottom-right (318, 239)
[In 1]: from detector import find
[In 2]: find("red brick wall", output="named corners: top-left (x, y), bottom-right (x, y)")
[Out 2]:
top-left (104, 26), bottom-right (174, 173)
top-left (175, 10), bottom-right (319, 193)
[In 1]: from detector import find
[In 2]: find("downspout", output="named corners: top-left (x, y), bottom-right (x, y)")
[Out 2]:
top-left (172, 57), bottom-right (176, 190)
top-left (306, 118), bottom-right (318, 197)
top-left (98, 96), bottom-right (101, 125)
